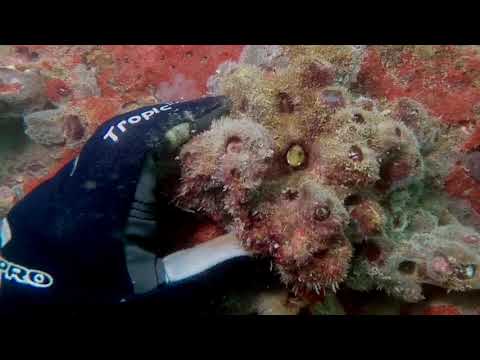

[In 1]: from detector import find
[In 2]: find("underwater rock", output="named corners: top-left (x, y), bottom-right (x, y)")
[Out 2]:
top-left (176, 45), bottom-right (480, 303)
top-left (445, 164), bottom-right (480, 216)
top-left (355, 45), bottom-right (480, 125)
top-left (309, 293), bottom-right (346, 315)
top-left (155, 73), bottom-right (202, 102)
top-left (70, 64), bottom-right (101, 99)
top-left (45, 78), bottom-right (72, 105)
top-left (240, 45), bottom-right (290, 71)
top-left (253, 289), bottom-right (304, 315)
top-left (24, 109), bottom-right (67, 146)
top-left (465, 151), bottom-right (480, 182)
top-left (63, 114), bottom-right (86, 146)
top-left (0, 67), bottom-right (48, 117)
top-left (403, 289), bottom-right (480, 315)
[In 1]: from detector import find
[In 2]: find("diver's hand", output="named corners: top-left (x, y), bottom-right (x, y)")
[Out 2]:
top-left (123, 232), bottom-right (253, 301)
top-left (0, 96), bottom-right (232, 305)
top-left (122, 232), bottom-right (272, 311)
top-left (161, 233), bottom-right (248, 283)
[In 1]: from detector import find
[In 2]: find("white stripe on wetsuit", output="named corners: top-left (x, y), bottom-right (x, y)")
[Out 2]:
top-left (162, 233), bottom-right (249, 283)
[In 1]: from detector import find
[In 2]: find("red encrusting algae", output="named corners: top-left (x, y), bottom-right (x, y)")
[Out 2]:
top-left (14, 45), bottom-right (244, 194)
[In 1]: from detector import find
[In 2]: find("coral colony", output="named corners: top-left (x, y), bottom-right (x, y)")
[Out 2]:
top-left (175, 45), bottom-right (480, 305)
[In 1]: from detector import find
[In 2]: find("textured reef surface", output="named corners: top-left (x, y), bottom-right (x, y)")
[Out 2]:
top-left (2, 45), bottom-right (480, 314)
top-left (175, 45), bottom-right (480, 308)
top-left (0, 45), bottom-right (243, 216)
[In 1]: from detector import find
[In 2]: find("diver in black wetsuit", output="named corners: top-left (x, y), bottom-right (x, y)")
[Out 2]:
top-left (0, 96), bottom-right (269, 310)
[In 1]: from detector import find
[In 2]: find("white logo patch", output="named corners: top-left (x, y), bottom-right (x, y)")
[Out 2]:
top-left (0, 219), bottom-right (54, 289)
top-left (0, 258), bottom-right (54, 288)
top-left (103, 104), bottom-right (174, 143)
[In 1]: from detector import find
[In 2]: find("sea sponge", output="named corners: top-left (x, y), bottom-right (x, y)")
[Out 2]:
top-left (176, 116), bottom-right (274, 223)
top-left (348, 222), bottom-right (480, 302)
top-left (0, 67), bottom-right (47, 116)
top-left (176, 45), bottom-right (480, 302)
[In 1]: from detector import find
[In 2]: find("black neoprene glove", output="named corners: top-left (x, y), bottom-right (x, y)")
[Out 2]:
top-left (0, 96), bottom-right (256, 307)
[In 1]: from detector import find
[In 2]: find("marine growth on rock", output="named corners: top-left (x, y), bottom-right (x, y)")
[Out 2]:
top-left (175, 45), bottom-right (480, 302)
top-left (3, 45), bottom-right (480, 311)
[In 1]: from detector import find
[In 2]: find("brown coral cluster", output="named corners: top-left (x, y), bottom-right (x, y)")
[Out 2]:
top-left (174, 46), bottom-right (445, 297)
